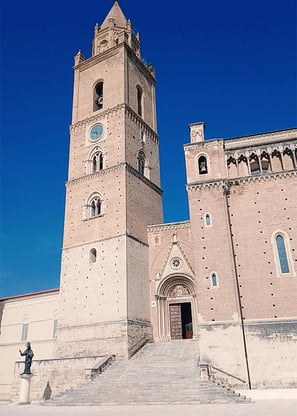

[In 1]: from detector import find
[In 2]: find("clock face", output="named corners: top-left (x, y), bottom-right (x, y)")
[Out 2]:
top-left (89, 124), bottom-right (103, 141)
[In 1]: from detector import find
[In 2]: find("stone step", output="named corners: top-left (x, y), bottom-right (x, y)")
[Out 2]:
top-left (45, 340), bottom-right (250, 406)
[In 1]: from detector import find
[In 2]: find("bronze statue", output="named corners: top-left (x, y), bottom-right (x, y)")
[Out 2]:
top-left (19, 342), bottom-right (34, 375)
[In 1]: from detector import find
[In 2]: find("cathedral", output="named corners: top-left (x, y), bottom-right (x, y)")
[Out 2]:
top-left (0, 1), bottom-right (296, 401)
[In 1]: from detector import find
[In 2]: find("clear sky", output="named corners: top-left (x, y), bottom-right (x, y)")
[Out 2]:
top-left (0, 0), bottom-right (296, 298)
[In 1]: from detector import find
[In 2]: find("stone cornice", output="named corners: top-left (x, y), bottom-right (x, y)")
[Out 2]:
top-left (187, 170), bottom-right (297, 191)
top-left (66, 163), bottom-right (125, 187)
top-left (225, 139), bottom-right (297, 155)
top-left (126, 164), bottom-right (163, 195)
top-left (58, 318), bottom-right (151, 332)
top-left (3, 294), bottom-right (59, 308)
top-left (70, 104), bottom-right (125, 134)
top-left (62, 232), bottom-right (148, 251)
top-left (69, 104), bottom-right (159, 145)
top-left (147, 221), bottom-right (191, 233)
top-left (224, 129), bottom-right (297, 150)
top-left (74, 46), bottom-right (120, 71)
top-left (0, 288), bottom-right (59, 303)
top-left (184, 140), bottom-right (222, 152)
top-left (184, 129), bottom-right (297, 152)
top-left (125, 44), bottom-right (156, 84)
top-left (66, 162), bottom-right (163, 196)
top-left (125, 106), bottom-right (159, 144)
top-left (199, 317), bottom-right (297, 327)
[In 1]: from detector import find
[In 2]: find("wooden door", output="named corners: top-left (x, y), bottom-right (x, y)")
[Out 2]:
top-left (169, 304), bottom-right (182, 339)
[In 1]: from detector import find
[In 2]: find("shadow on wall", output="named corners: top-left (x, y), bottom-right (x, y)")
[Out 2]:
top-left (42, 381), bottom-right (52, 401)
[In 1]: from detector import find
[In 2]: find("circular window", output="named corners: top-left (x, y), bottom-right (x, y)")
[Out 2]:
top-left (89, 124), bottom-right (104, 142)
top-left (170, 257), bottom-right (182, 270)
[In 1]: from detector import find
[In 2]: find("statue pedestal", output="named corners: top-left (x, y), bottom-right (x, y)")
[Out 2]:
top-left (19, 374), bottom-right (33, 405)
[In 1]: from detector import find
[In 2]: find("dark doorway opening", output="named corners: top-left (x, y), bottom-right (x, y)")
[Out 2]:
top-left (181, 302), bottom-right (193, 339)
top-left (169, 302), bottom-right (193, 340)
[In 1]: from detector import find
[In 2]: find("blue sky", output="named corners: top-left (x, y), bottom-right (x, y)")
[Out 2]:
top-left (0, 0), bottom-right (296, 298)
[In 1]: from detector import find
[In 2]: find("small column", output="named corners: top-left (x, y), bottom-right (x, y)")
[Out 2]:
top-left (19, 374), bottom-right (33, 405)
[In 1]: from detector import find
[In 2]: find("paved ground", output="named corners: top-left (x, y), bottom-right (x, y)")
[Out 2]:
top-left (1, 400), bottom-right (297, 416)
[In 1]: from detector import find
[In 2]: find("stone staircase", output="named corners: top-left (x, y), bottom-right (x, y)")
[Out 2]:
top-left (45, 340), bottom-right (249, 405)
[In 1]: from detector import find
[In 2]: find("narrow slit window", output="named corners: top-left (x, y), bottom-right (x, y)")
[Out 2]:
top-left (136, 85), bottom-right (142, 116)
top-left (205, 214), bottom-right (211, 226)
top-left (99, 153), bottom-right (103, 170)
top-left (211, 273), bottom-right (218, 287)
top-left (21, 323), bottom-right (28, 341)
top-left (53, 319), bottom-right (58, 338)
top-left (276, 235), bottom-right (289, 274)
top-left (138, 150), bottom-right (145, 175)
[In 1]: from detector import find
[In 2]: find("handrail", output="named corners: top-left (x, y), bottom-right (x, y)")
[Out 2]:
top-left (129, 336), bottom-right (150, 358)
top-left (85, 354), bottom-right (115, 380)
top-left (210, 365), bottom-right (246, 384)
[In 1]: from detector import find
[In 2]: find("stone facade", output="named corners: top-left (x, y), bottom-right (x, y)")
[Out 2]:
top-left (0, 290), bottom-right (59, 399)
top-left (0, 1), bottom-right (296, 400)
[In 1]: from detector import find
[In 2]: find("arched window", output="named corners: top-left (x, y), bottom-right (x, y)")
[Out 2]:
top-left (91, 151), bottom-right (103, 173)
top-left (94, 81), bottom-right (103, 111)
top-left (91, 198), bottom-right (101, 217)
top-left (99, 40), bottom-right (108, 53)
top-left (261, 152), bottom-right (270, 173)
top-left (205, 213), bottom-right (211, 227)
top-left (275, 234), bottom-right (289, 274)
top-left (227, 156), bottom-right (237, 177)
top-left (211, 273), bottom-right (218, 287)
top-left (198, 155), bottom-right (208, 175)
top-left (283, 148), bottom-right (295, 170)
top-left (86, 194), bottom-right (102, 219)
top-left (136, 85), bottom-right (142, 116)
top-left (138, 150), bottom-right (145, 175)
top-left (249, 153), bottom-right (260, 175)
top-left (89, 248), bottom-right (97, 263)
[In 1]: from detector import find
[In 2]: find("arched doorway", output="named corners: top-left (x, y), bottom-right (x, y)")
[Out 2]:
top-left (156, 275), bottom-right (198, 341)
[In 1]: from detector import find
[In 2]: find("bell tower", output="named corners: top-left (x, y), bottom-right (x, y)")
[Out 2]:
top-left (56, 1), bottom-right (163, 359)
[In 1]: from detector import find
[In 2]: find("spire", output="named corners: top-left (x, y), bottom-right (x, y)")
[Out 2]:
top-left (92, 2), bottom-right (141, 59)
top-left (101, 1), bottom-right (128, 29)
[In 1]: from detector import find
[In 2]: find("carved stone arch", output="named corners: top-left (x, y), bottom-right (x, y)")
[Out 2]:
top-left (282, 147), bottom-right (295, 170)
top-left (237, 154), bottom-right (248, 176)
top-left (157, 274), bottom-right (195, 298)
top-left (271, 148), bottom-right (283, 171)
top-left (88, 146), bottom-right (104, 174)
top-left (227, 155), bottom-right (237, 177)
top-left (156, 274), bottom-right (198, 341)
top-left (85, 192), bottom-right (103, 219)
top-left (249, 152), bottom-right (260, 175)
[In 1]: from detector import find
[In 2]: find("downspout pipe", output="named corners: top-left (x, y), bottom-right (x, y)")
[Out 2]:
top-left (223, 180), bottom-right (252, 390)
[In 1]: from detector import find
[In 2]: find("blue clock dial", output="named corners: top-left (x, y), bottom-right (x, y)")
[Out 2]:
top-left (89, 124), bottom-right (103, 141)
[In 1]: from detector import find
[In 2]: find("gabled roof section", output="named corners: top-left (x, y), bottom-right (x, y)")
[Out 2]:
top-left (101, 1), bottom-right (128, 29)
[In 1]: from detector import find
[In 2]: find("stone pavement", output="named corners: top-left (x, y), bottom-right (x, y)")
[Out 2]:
top-left (1, 400), bottom-right (297, 416)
